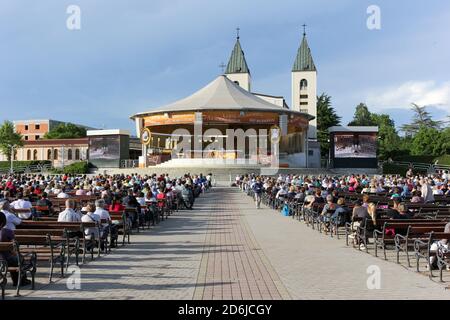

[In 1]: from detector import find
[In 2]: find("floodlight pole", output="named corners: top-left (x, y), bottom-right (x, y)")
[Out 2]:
top-left (10, 145), bottom-right (14, 174)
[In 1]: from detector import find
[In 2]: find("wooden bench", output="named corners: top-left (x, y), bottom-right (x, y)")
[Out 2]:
top-left (13, 233), bottom-right (66, 282)
top-left (373, 220), bottom-right (448, 259)
top-left (394, 224), bottom-right (447, 267)
top-left (414, 232), bottom-right (450, 279)
top-left (110, 211), bottom-right (130, 246)
top-left (18, 221), bottom-right (100, 264)
top-left (0, 241), bottom-right (37, 298)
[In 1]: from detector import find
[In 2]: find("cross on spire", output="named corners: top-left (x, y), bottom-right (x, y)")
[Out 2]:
top-left (219, 62), bottom-right (226, 73)
top-left (302, 24), bottom-right (307, 36)
top-left (236, 27), bottom-right (240, 40)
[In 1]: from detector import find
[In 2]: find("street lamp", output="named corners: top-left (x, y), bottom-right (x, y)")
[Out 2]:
top-left (9, 145), bottom-right (14, 174)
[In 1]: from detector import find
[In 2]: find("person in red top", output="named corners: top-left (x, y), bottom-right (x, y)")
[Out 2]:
top-left (108, 195), bottom-right (125, 212)
top-left (156, 188), bottom-right (166, 208)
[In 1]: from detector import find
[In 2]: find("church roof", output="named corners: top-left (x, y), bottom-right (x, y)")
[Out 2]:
top-left (225, 39), bottom-right (250, 74)
top-left (131, 75), bottom-right (313, 119)
top-left (292, 34), bottom-right (316, 72)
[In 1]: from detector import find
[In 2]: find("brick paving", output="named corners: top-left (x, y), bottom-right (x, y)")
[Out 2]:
top-left (10, 186), bottom-right (450, 300)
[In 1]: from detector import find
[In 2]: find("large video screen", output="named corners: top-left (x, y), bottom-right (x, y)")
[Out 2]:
top-left (89, 136), bottom-right (120, 160)
top-left (334, 133), bottom-right (377, 158)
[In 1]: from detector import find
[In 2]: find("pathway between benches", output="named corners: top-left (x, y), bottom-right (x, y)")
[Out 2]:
top-left (17, 187), bottom-right (450, 300)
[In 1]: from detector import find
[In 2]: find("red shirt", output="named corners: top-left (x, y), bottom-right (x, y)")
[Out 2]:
top-left (108, 203), bottom-right (125, 212)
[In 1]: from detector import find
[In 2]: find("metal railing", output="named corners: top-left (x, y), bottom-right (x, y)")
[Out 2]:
top-left (0, 163), bottom-right (53, 174)
top-left (120, 159), bottom-right (139, 168)
top-left (383, 160), bottom-right (450, 174)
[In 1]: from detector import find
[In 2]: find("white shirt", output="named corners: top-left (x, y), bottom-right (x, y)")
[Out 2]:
top-left (1, 210), bottom-right (22, 230)
top-left (10, 199), bottom-right (33, 219)
top-left (94, 208), bottom-right (111, 227)
top-left (58, 208), bottom-right (81, 222)
top-left (57, 192), bottom-right (70, 199)
top-left (81, 212), bottom-right (100, 239)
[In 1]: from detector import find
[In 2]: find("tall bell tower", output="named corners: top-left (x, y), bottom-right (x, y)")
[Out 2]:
top-left (225, 28), bottom-right (251, 91)
top-left (292, 26), bottom-right (317, 139)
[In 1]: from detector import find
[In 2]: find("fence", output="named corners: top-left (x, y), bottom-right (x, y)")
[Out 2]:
top-left (384, 160), bottom-right (450, 174)
top-left (120, 159), bottom-right (139, 168)
top-left (0, 163), bottom-right (53, 174)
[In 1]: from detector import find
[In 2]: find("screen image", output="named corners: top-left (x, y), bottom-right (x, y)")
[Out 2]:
top-left (334, 133), bottom-right (377, 158)
top-left (89, 136), bottom-right (120, 160)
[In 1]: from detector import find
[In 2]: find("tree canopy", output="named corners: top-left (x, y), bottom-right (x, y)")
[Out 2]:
top-left (0, 120), bottom-right (23, 161)
top-left (347, 103), bottom-right (377, 126)
top-left (44, 123), bottom-right (87, 139)
top-left (400, 103), bottom-right (443, 135)
top-left (316, 93), bottom-right (341, 157)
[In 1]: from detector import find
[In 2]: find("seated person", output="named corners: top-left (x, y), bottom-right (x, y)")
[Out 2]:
top-left (35, 192), bottom-right (53, 215)
top-left (0, 200), bottom-right (22, 231)
top-left (57, 199), bottom-right (81, 222)
top-left (0, 212), bottom-right (31, 287)
top-left (10, 193), bottom-right (33, 220)
top-left (81, 203), bottom-right (100, 240)
top-left (429, 222), bottom-right (450, 269)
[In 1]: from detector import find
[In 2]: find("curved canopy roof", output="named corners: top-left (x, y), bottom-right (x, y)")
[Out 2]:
top-left (131, 75), bottom-right (313, 120)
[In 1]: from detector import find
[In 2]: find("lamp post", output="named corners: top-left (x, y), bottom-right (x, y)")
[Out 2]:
top-left (61, 145), bottom-right (65, 169)
top-left (9, 145), bottom-right (14, 174)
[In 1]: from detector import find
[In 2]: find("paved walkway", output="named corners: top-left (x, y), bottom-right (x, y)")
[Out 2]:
top-left (13, 187), bottom-right (450, 300)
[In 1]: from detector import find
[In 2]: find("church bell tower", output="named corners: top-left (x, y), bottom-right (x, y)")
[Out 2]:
top-left (292, 26), bottom-right (317, 139)
top-left (225, 28), bottom-right (251, 91)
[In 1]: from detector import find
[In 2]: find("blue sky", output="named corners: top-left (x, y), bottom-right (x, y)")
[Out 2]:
top-left (1, 0), bottom-right (449, 134)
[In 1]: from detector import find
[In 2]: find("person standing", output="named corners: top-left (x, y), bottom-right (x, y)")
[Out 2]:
top-left (252, 178), bottom-right (263, 209)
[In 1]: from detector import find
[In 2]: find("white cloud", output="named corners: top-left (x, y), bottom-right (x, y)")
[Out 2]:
top-left (365, 81), bottom-right (450, 111)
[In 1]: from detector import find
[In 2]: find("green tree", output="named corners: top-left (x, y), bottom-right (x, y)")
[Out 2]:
top-left (347, 103), bottom-right (376, 126)
top-left (410, 126), bottom-right (443, 156)
top-left (400, 103), bottom-right (442, 136)
top-left (0, 120), bottom-right (23, 161)
top-left (316, 93), bottom-right (341, 157)
top-left (44, 123), bottom-right (87, 139)
top-left (370, 113), bottom-right (402, 160)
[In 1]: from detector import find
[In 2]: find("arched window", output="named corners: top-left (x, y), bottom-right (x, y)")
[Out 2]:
top-left (33, 149), bottom-right (38, 160)
top-left (300, 79), bottom-right (308, 90)
top-left (54, 149), bottom-right (58, 160)
top-left (47, 149), bottom-right (52, 160)
top-left (67, 149), bottom-right (73, 160)
top-left (75, 149), bottom-right (80, 160)
top-left (27, 150), bottom-right (31, 160)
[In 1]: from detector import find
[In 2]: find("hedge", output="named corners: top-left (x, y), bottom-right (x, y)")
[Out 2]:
top-left (51, 162), bottom-right (89, 174)
top-left (0, 160), bottom-right (51, 170)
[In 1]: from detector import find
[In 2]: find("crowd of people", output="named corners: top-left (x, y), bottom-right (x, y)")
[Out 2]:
top-left (0, 172), bottom-right (213, 287)
top-left (236, 171), bottom-right (450, 266)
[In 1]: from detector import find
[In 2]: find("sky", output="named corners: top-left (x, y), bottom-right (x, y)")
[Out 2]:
top-left (1, 0), bottom-right (449, 134)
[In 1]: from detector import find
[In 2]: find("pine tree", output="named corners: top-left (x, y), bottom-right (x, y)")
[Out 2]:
top-left (316, 93), bottom-right (341, 157)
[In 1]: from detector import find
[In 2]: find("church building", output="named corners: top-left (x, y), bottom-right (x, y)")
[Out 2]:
top-left (131, 29), bottom-right (321, 168)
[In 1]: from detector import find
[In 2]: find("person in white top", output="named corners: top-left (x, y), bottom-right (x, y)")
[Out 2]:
top-left (0, 200), bottom-right (22, 230)
top-left (58, 199), bottom-right (81, 222)
top-left (420, 179), bottom-right (435, 203)
top-left (10, 193), bottom-right (33, 219)
top-left (81, 203), bottom-right (100, 240)
top-left (57, 188), bottom-right (70, 199)
top-left (94, 199), bottom-right (111, 227)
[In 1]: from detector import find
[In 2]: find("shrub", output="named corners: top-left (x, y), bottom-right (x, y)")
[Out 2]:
top-left (51, 161), bottom-right (89, 174)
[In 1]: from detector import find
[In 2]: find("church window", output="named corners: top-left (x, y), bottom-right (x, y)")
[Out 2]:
top-left (300, 79), bottom-right (308, 90)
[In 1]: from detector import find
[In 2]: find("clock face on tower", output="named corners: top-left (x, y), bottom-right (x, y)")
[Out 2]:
top-left (141, 128), bottom-right (151, 145)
